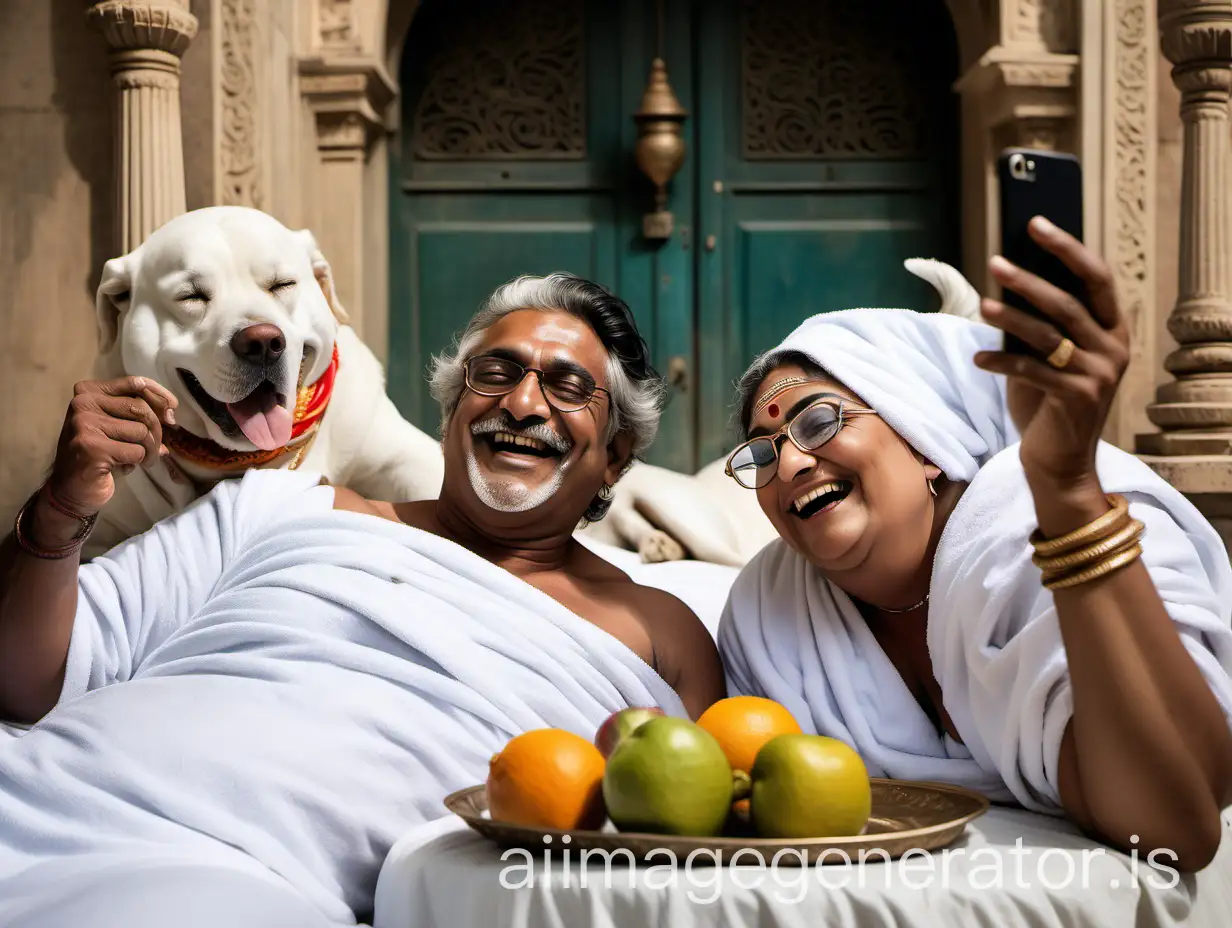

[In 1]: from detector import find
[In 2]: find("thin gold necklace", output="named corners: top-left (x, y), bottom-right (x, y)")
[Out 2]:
top-left (871, 593), bottom-right (929, 614)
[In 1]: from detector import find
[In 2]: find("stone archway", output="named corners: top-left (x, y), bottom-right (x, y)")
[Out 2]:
top-left (372, 0), bottom-right (988, 73)
top-left (944, 0), bottom-right (993, 69)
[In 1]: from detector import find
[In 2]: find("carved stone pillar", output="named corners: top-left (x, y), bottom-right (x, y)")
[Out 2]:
top-left (1136, 2), bottom-right (1232, 544)
top-left (87, 0), bottom-right (198, 253)
top-left (299, 56), bottom-right (395, 339)
top-left (1138, 2), bottom-right (1232, 457)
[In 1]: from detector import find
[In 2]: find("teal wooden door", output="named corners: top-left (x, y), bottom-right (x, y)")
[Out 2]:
top-left (694, 0), bottom-right (960, 463)
top-left (389, 0), bottom-right (698, 472)
top-left (390, 0), bottom-right (959, 472)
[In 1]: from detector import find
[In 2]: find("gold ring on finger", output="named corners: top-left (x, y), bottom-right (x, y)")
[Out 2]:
top-left (1046, 336), bottom-right (1076, 370)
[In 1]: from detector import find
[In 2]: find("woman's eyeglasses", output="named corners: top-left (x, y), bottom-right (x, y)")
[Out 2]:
top-left (725, 397), bottom-right (876, 489)
top-left (464, 355), bottom-right (609, 413)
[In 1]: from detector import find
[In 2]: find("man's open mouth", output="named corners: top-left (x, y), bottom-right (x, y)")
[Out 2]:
top-left (178, 369), bottom-right (292, 451)
top-left (482, 430), bottom-right (562, 460)
top-left (791, 480), bottom-right (854, 519)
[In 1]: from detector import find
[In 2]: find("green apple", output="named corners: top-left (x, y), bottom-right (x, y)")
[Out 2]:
top-left (750, 734), bottom-right (871, 839)
top-left (602, 717), bottom-right (733, 836)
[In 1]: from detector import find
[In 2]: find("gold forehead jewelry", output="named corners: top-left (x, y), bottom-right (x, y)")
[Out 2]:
top-left (751, 376), bottom-right (818, 419)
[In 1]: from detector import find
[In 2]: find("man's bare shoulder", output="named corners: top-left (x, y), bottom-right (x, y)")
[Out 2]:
top-left (329, 484), bottom-right (400, 522)
top-left (569, 547), bottom-right (726, 717)
top-left (620, 580), bottom-right (701, 630)
top-left (570, 544), bottom-right (702, 628)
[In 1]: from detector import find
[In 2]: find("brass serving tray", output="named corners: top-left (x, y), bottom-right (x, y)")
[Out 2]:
top-left (443, 778), bottom-right (989, 865)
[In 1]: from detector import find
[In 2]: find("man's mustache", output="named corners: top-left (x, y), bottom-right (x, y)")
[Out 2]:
top-left (470, 412), bottom-right (573, 454)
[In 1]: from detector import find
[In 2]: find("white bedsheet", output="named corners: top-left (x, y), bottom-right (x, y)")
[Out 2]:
top-left (373, 807), bottom-right (1232, 928)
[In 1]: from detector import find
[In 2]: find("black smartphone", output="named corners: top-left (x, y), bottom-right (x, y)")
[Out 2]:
top-left (996, 148), bottom-right (1085, 356)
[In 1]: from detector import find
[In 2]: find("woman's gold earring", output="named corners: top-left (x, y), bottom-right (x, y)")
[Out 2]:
top-left (927, 477), bottom-right (937, 498)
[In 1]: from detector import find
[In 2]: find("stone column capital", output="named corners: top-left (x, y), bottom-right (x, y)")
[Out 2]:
top-left (1172, 62), bottom-right (1232, 94)
top-left (299, 56), bottom-right (397, 160)
top-left (954, 47), bottom-right (1080, 96)
top-left (1160, 2), bottom-right (1232, 63)
top-left (86, 1), bottom-right (199, 57)
top-left (953, 47), bottom-right (1079, 148)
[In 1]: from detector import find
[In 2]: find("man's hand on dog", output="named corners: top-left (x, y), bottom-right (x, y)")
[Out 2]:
top-left (47, 377), bottom-right (179, 517)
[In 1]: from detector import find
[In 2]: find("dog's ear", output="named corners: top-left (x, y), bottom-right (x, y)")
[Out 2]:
top-left (95, 255), bottom-right (133, 354)
top-left (297, 229), bottom-right (351, 325)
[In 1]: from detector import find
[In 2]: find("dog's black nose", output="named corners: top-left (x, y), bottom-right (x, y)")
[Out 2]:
top-left (230, 324), bottom-right (285, 363)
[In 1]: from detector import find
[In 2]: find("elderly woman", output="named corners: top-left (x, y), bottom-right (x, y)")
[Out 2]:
top-left (717, 217), bottom-right (1232, 871)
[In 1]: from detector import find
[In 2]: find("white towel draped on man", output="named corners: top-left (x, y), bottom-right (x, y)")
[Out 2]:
top-left (0, 272), bottom-right (726, 927)
top-left (0, 471), bottom-right (685, 925)
top-left (718, 307), bottom-right (1232, 813)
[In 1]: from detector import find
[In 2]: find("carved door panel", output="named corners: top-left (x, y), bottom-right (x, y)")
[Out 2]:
top-left (694, 0), bottom-right (960, 463)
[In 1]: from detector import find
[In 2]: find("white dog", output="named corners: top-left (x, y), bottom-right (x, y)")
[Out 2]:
top-left (84, 206), bottom-right (445, 558)
top-left (582, 257), bottom-right (982, 564)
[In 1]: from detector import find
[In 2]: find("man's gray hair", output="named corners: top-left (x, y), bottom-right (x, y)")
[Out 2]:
top-left (427, 273), bottom-right (667, 520)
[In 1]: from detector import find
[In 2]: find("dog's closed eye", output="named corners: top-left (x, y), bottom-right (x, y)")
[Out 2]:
top-left (268, 279), bottom-right (296, 294)
top-left (176, 288), bottom-right (209, 305)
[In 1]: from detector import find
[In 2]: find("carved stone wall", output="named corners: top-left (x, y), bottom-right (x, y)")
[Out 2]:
top-left (318, 0), bottom-right (362, 50)
top-left (219, 0), bottom-right (262, 209)
top-left (0, 0), bottom-right (116, 528)
top-left (294, 0), bottom-right (398, 350)
top-left (1007, 0), bottom-right (1077, 50)
top-left (208, 0), bottom-right (304, 226)
top-left (1106, 0), bottom-right (1157, 446)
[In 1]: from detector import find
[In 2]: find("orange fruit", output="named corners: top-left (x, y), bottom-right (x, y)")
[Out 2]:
top-left (487, 728), bottom-right (607, 830)
top-left (696, 696), bottom-right (802, 775)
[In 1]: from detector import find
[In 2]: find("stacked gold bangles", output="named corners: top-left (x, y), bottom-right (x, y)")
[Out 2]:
top-left (1030, 494), bottom-right (1145, 591)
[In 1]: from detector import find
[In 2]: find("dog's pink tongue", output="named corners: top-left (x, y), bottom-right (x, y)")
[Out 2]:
top-left (227, 391), bottom-right (292, 450)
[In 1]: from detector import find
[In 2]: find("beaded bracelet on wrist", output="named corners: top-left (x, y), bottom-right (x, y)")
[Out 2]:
top-left (12, 485), bottom-right (97, 560)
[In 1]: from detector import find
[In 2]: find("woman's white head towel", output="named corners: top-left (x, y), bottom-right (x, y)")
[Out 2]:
top-left (719, 308), bottom-right (1232, 812)
top-left (742, 307), bottom-right (1018, 480)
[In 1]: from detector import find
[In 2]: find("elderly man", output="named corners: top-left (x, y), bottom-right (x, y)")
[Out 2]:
top-left (0, 273), bottom-right (724, 927)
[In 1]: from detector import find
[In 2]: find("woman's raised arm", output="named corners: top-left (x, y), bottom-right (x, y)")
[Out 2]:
top-left (975, 217), bottom-right (1232, 871)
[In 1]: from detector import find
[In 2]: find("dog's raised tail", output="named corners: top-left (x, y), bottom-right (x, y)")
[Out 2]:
top-left (903, 258), bottom-right (981, 321)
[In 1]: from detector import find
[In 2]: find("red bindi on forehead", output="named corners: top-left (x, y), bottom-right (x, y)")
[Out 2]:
top-left (767, 403), bottom-right (779, 418)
